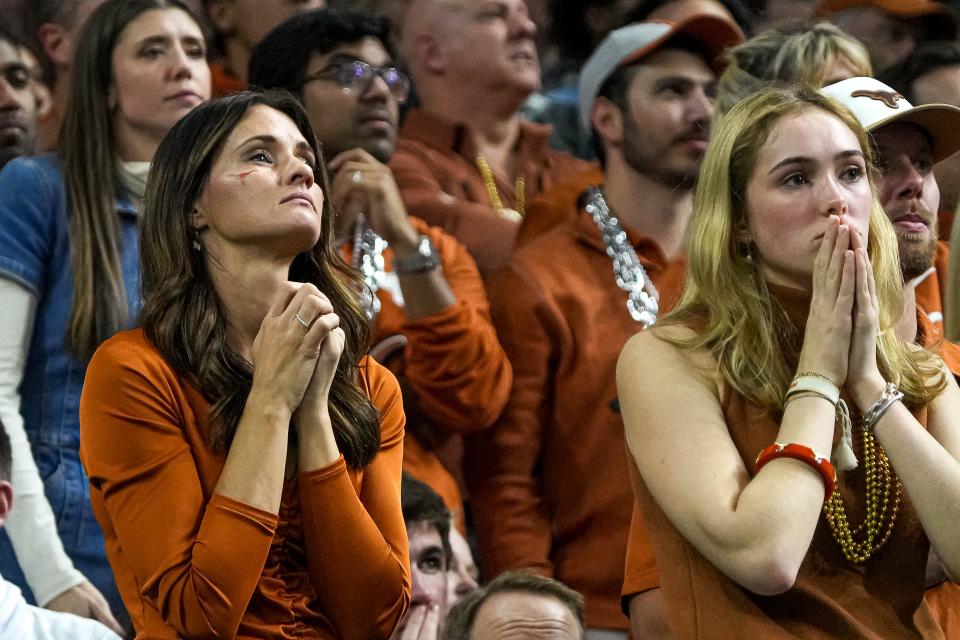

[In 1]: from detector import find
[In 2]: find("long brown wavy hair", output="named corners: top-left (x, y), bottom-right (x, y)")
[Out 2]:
top-left (139, 90), bottom-right (381, 466)
top-left (61, 0), bottom-right (201, 359)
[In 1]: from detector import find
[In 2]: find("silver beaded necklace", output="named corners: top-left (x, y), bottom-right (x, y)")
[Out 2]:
top-left (583, 187), bottom-right (659, 328)
top-left (350, 213), bottom-right (388, 321)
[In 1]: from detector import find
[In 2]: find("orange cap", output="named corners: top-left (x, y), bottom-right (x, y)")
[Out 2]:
top-left (818, 0), bottom-right (950, 17)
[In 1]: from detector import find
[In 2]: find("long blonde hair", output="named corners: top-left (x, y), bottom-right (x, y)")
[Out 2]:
top-left (662, 86), bottom-right (946, 411)
top-left (716, 22), bottom-right (872, 115)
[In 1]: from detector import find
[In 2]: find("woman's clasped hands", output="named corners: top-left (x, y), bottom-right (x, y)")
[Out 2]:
top-left (799, 215), bottom-right (886, 408)
top-left (249, 282), bottom-right (344, 423)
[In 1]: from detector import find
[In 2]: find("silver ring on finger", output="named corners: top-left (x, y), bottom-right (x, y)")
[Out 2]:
top-left (352, 170), bottom-right (362, 183)
top-left (294, 313), bottom-right (310, 329)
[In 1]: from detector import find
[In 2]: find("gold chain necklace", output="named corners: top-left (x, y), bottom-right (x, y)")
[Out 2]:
top-left (476, 155), bottom-right (525, 222)
top-left (822, 425), bottom-right (902, 563)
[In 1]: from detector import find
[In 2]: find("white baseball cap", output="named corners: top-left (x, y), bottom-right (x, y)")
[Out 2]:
top-left (578, 14), bottom-right (743, 133)
top-left (821, 76), bottom-right (960, 163)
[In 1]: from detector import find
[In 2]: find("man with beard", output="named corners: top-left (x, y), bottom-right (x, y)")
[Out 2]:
top-left (823, 77), bottom-right (960, 332)
top-left (822, 75), bottom-right (960, 639)
top-left (0, 24), bottom-right (41, 169)
top-left (464, 16), bottom-right (740, 638)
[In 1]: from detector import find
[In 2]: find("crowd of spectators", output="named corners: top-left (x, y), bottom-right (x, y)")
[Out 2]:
top-left (1, 0), bottom-right (960, 638)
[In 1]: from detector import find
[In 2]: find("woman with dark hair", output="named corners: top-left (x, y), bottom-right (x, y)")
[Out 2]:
top-left (80, 90), bottom-right (411, 639)
top-left (0, 0), bottom-right (209, 630)
top-left (618, 85), bottom-right (960, 637)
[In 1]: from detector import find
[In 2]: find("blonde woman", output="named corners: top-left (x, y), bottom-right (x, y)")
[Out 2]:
top-left (716, 22), bottom-right (871, 114)
top-left (618, 86), bottom-right (960, 637)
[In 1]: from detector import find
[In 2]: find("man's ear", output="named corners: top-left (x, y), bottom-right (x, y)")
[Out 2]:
top-left (0, 481), bottom-right (13, 527)
top-left (37, 23), bottom-right (71, 70)
top-left (206, 0), bottom-right (236, 37)
top-left (417, 34), bottom-right (444, 75)
top-left (590, 96), bottom-right (624, 149)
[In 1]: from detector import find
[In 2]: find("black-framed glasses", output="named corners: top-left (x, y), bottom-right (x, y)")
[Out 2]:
top-left (303, 61), bottom-right (411, 104)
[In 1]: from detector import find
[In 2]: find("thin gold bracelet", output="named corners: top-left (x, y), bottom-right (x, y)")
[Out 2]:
top-left (794, 370), bottom-right (838, 387)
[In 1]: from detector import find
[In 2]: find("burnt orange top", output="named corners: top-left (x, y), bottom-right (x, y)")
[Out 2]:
top-left (79, 329), bottom-right (411, 639)
top-left (210, 61), bottom-right (246, 98)
top-left (914, 240), bottom-right (949, 329)
top-left (632, 285), bottom-right (944, 639)
top-left (619, 306), bottom-right (960, 625)
top-left (390, 109), bottom-right (595, 274)
top-left (464, 180), bottom-right (685, 630)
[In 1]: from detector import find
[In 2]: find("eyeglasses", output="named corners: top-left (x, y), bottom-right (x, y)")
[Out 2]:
top-left (303, 61), bottom-right (411, 104)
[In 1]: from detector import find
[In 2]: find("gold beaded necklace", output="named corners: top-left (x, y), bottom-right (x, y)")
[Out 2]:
top-left (476, 155), bottom-right (525, 221)
top-left (822, 425), bottom-right (902, 563)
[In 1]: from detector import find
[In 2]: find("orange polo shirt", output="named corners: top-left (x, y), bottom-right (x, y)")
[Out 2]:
top-left (464, 177), bottom-right (685, 629)
top-left (349, 217), bottom-right (512, 530)
top-left (390, 109), bottom-right (595, 274)
top-left (80, 329), bottom-right (411, 639)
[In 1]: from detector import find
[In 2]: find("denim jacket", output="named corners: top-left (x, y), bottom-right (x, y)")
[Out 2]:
top-left (0, 154), bottom-right (139, 613)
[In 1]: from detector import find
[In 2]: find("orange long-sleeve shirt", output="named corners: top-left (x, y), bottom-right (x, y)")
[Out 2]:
top-left (79, 329), bottom-right (411, 639)
top-left (366, 217), bottom-right (513, 432)
top-left (390, 109), bottom-right (595, 274)
top-left (464, 178), bottom-right (685, 629)
top-left (351, 216), bottom-right (512, 528)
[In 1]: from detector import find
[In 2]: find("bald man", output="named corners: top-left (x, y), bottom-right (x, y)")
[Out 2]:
top-left (390, 0), bottom-right (592, 274)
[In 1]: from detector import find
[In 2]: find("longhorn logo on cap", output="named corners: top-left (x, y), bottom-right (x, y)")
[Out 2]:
top-left (851, 89), bottom-right (904, 109)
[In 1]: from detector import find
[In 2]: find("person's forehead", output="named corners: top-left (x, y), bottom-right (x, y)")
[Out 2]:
top-left (0, 40), bottom-right (26, 66)
top-left (873, 121), bottom-right (933, 156)
top-left (308, 37), bottom-right (392, 71)
top-left (631, 48), bottom-right (715, 84)
top-left (408, 521), bottom-right (443, 553)
top-left (437, 0), bottom-right (525, 15)
top-left (225, 105), bottom-right (308, 150)
top-left (474, 592), bottom-right (579, 639)
top-left (758, 109), bottom-right (860, 163)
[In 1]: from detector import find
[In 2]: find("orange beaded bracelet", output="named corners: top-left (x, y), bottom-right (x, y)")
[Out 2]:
top-left (755, 442), bottom-right (836, 502)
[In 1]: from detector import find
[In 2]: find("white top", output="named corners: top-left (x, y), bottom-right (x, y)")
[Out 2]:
top-left (0, 574), bottom-right (120, 640)
top-left (0, 278), bottom-right (85, 604)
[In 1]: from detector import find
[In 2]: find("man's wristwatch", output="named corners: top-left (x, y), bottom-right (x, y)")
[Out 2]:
top-left (393, 235), bottom-right (440, 275)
